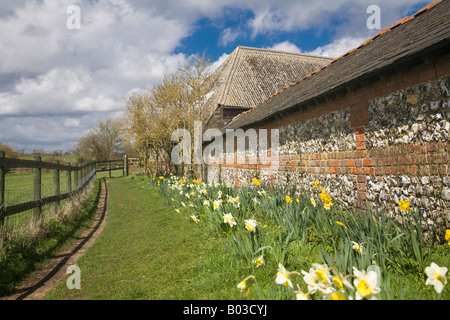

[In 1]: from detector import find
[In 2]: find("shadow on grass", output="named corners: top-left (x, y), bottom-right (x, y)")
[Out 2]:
top-left (0, 178), bottom-right (105, 298)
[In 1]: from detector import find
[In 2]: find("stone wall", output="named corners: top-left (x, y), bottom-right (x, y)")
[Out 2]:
top-left (204, 51), bottom-right (450, 233)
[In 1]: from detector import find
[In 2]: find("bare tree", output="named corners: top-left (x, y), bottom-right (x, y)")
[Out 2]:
top-left (121, 52), bottom-right (218, 178)
top-left (75, 117), bottom-right (124, 161)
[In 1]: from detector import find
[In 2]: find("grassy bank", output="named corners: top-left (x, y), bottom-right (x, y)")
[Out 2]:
top-left (0, 179), bottom-right (101, 296)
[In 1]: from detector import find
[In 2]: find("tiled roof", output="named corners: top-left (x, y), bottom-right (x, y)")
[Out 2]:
top-left (225, 0), bottom-right (450, 130)
top-left (203, 46), bottom-right (333, 129)
top-left (216, 46), bottom-right (334, 109)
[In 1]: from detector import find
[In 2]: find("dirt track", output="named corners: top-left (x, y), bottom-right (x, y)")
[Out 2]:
top-left (1, 179), bottom-right (108, 300)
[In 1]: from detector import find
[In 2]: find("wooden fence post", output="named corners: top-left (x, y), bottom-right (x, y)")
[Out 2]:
top-left (67, 162), bottom-right (72, 194)
top-left (78, 163), bottom-right (82, 195)
top-left (0, 151), bottom-right (5, 235)
top-left (109, 159), bottom-right (112, 178)
top-left (53, 160), bottom-right (60, 214)
top-left (33, 155), bottom-right (42, 227)
top-left (124, 155), bottom-right (128, 177)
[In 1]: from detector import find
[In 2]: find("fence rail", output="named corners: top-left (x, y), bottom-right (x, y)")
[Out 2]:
top-left (0, 152), bottom-right (129, 230)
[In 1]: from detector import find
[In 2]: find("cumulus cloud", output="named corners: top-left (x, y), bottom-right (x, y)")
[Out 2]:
top-left (306, 36), bottom-right (368, 58)
top-left (268, 41), bottom-right (302, 53)
top-left (0, 0), bottom-right (431, 152)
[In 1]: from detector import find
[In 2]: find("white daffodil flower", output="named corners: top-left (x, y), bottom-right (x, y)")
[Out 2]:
top-left (352, 267), bottom-right (381, 300)
top-left (244, 219), bottom-right (258, 232)
top-left (275, 263), bottom-right (294, 288)
top-left (223, 213), bottom-right (237, 227)
top-left (425, 262), bottom-right (448, 294)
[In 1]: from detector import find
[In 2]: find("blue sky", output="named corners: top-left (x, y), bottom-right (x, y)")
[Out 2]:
top-left (0, 0), bottom-right (431, 153)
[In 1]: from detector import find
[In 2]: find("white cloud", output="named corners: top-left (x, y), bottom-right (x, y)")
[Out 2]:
top-left (0, 0), bottom-right (432, 152)
top-left (306, 36), bottom-right (367, 58)
top-left (268, 41), bottom-right (301, 53)
top-left (220, 27), bottom-right (240, 47)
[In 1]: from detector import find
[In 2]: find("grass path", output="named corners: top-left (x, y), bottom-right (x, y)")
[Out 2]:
top-left (45, 176), bottom-right (221, 300)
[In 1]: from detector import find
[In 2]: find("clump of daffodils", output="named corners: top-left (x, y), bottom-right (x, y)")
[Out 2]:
top-left (319, 189), bottom-right (333, 210)
top-left (273, 262), bottom-right (383, 300)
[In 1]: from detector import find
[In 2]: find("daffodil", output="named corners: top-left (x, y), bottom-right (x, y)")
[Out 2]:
top-left (352, 267), bottom-right (381, 300)
top-left (223, 213), bottom-right (237, 227)
top-left (295, 287), bottom-right (310, 300)
top-left (244, 219), bottom-right (258, 232)
top-left (327, 290), bottom-right (347, 300)
top-left (191, 215), bottom-right (199, 223)
top-left (313, 180), bottom-right (320, 188)
top-left (445, 229), bottom-right (450, 245)
top-left (425, 262), bottom-right (448, 294)
top-left (398, 199), bottom-right (412, 212)
top-left (159, 176), bottom-right (164, 179)
top-left (286, 195), bottom-right (292, 204)
top-left (175, 208), bottom-right (180, 213)
top-left (331, 273), bottom-right (354, 292)
top-left (237, 275), bottom-right (255, 293)
top-left (275, 263), bottom-right (297, 288)
top-left (213, 199), bottom-right (222, 210)
top-left (312, 263), bottom-right (331, 285)
top-left (335, 221), bottom-right (347, 228)
top-left (253, 178), bottom-right (261, 187)
top-left (310, 198), bottom-right (316, 207)
top-left (254, 255), bottom-right (264, 267)
top-left (352, 241), bottom-right (364, 255)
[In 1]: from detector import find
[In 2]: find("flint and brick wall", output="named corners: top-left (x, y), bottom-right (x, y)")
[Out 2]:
top-left (206, 50), bottom-right (450, 231)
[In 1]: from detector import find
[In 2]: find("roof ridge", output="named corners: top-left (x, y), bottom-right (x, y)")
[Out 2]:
top-left (236, 45), bottom-right (334, 60)
top-left (238, 0), bottom-right (445, 119)
top-left (217, 46), bottom-right (242, 106)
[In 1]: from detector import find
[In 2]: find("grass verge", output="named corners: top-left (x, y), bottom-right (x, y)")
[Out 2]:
top-left (0, 179), bottom-right (101, 296)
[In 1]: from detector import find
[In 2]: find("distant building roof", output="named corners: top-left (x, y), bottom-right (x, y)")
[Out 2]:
top-left (204, 46), bottom-right (333, 129)
top-left (225, 0), bottom-right (450, 130)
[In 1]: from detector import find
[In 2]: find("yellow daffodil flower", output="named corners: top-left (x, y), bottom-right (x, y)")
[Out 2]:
top-left (310, 198), bottom-right (316, 207)
top-left (286, 195), bottom-right (292, 204)
top-left (313, 180), bottom-right (320, 188)
top-left (398, 199), bottom-right (412, 212)
top-left (335, 221), bottom-right (347, 228)
top-left (445, 229), bottom-right (450, 245)
top-left (253, 178), bottom-right (261, 187)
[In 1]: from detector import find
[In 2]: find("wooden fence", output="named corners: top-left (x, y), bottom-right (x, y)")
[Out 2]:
top-left (0, 152), bottom-right (130, 230)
